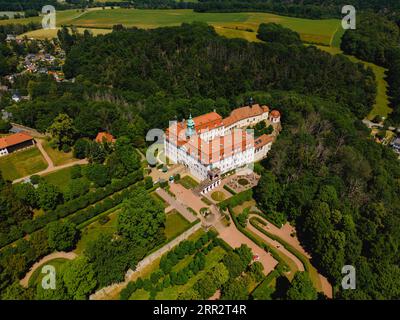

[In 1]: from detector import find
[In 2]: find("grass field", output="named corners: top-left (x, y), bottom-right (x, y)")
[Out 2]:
top-left (178, 175), bottom-right (199, 189)
top-left (40, 140), bottom-right (77, 166)
top-left (18, 27), bottom-right (112, 40)
top-left (0, 147), bottom-right (47, 181)
top-left (42, 165), bottom-right (86, 192)
top-left (28, 258), bottom-right (69, 288)
top-left (5, 9), bottom-right (340, 46)
top-left (164, 210), bottom-right (191, 240)
top-left (74, 208), bottom-right (120, 255)
top-left (211, 191), bottom-right (226, 202)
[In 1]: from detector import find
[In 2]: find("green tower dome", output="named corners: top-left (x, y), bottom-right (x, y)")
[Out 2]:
top-left (185, 113), bottom-right (195, 138)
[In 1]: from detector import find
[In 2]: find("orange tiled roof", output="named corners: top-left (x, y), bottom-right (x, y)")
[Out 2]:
top-left (95, 132), bottom-right (115, 144)
top-left (254, 134), bottom-right (274, 148)
top-left (0, 132), bottom-right (34, 149)
top-left (270, 110), bottom-right (281, 118)
top-left (183, 130), bottom-right (254, 165)
top-left (223, 104), bottom-right (269, 127)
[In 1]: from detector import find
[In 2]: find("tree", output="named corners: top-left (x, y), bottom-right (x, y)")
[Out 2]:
top-left (254, 170), bottom-right (282, 214)
top-left (1, 281), bottom-right (34, 300)
top-left (210, 263), bottom-right (229, 287)
top-left (12, 182), bottom-right (38, 208)
top-left (286, 272), bottom-right (318, 300)
top-left (63, 257), bottom-right (97, 300)
top-left (85, 234), bottom-right (130, 288)
top-left (64, 179), bottom-right (89, 201)
top-left (221, 276), bottom-right (250, 300)
top-left (36, 182), bottom-right (62, 211)
top-left (85, 163), bottom-right (110, 187)
top-left (0, 119), bottom-right (11, 133)
top-left (222, 252), bottom-right (246, 279)
top-left (118, 188), bottom-right (165, 246)
top-left (257, 23), bottom-right (302, 45)
top-left (47, 113), bottom-right (76, 148)
top-left (46, 221), bottom-right (78, 251)
top-left (73, 138), bottom-right (90, 159)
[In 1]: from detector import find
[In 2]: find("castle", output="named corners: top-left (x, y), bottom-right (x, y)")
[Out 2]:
top-left (164, 103), bottom-right (281, 192)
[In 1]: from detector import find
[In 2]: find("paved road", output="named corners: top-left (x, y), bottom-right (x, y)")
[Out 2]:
top-left (155, 188), bottom-right (197, 223)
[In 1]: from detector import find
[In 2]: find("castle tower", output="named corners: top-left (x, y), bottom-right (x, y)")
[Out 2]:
top-left (185, 113), bottom-right (195, 138)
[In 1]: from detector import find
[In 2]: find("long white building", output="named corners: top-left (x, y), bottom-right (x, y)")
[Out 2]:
top-left (164, 103), bottom-right (281, 183)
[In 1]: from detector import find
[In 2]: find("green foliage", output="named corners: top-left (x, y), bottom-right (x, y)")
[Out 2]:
top-left (36, 182), bottom-right (62, 211)
top-left (47, 113), bottom-right (76, 148)
top-left (221, 275), bottom-right (250, 300)
top-left (286, 272), bottom-right (318, 300)
top-left (257, 23), bottom-right (302, 45)
top-left (62, 257), bottom-right (97, 300)
top-left (12, 182), bottom-right (38, 208)
top-left (118, 187), bottom-right (165, 246)
top-left (46, 220), bottom-right (78, 251)
top-left (85, 163), bottom-right (110, 187)
top-left (0, 119), bottom-right (11, 133)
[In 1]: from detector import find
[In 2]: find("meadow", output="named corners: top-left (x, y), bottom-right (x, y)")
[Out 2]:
top-left (4, 8), bottom-right (340, 46)
top-left (0, 147), bottom-right (47, 181)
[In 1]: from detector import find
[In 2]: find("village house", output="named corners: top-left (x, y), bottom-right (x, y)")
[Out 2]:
top-left (95, 132), bottom-right (116, 144)
top-left (0, 132), bottom-right (35, 157)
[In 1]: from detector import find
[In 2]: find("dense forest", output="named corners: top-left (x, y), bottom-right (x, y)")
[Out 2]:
top-left (341, 13), bottom-right (400, 125)
top-left (194, 0), bottom-right (400, 18)
top-left (62, 23), bottom-right (375, 126)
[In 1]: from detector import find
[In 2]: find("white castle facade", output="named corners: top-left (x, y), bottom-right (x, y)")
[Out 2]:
top-left (164, 103), bottom-right (281, 182)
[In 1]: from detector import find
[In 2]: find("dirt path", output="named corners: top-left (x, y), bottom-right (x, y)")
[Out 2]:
top-left (20, 251), bottom-right (77, 288)
top-left (13, 158), bottom-right (88, 184)
top-left (36, 139), bottom-right (54, 169)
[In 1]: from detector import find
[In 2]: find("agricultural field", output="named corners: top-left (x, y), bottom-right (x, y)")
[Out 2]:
top-left (5, 8), bottom-right (340, 46)
top-left (18, 27), bottom-right (112, 40)
top-left (0, 147), bottom-right (47, 181)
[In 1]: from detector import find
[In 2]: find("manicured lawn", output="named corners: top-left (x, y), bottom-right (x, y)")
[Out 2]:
top-left (42, 166), bottom-right (85, 192)
top-left (41, 140), bottom-right (77, 166)
top-left (28, 258), bottom-right (69, 288)
top-left (178, 175), bottom-right (199, 189)
top-left (211, 191), bottom-right (226, 202)
top-left (74, 209), bottom-right (120, 255)
top-left (164, 210), bottom-right (191, 240)
top-left (7, 9), bottom-right (340, 46)
top-left (0, 147), bottom-right (47, 181)
top-left (238, 178), bottom-right (249, 186)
